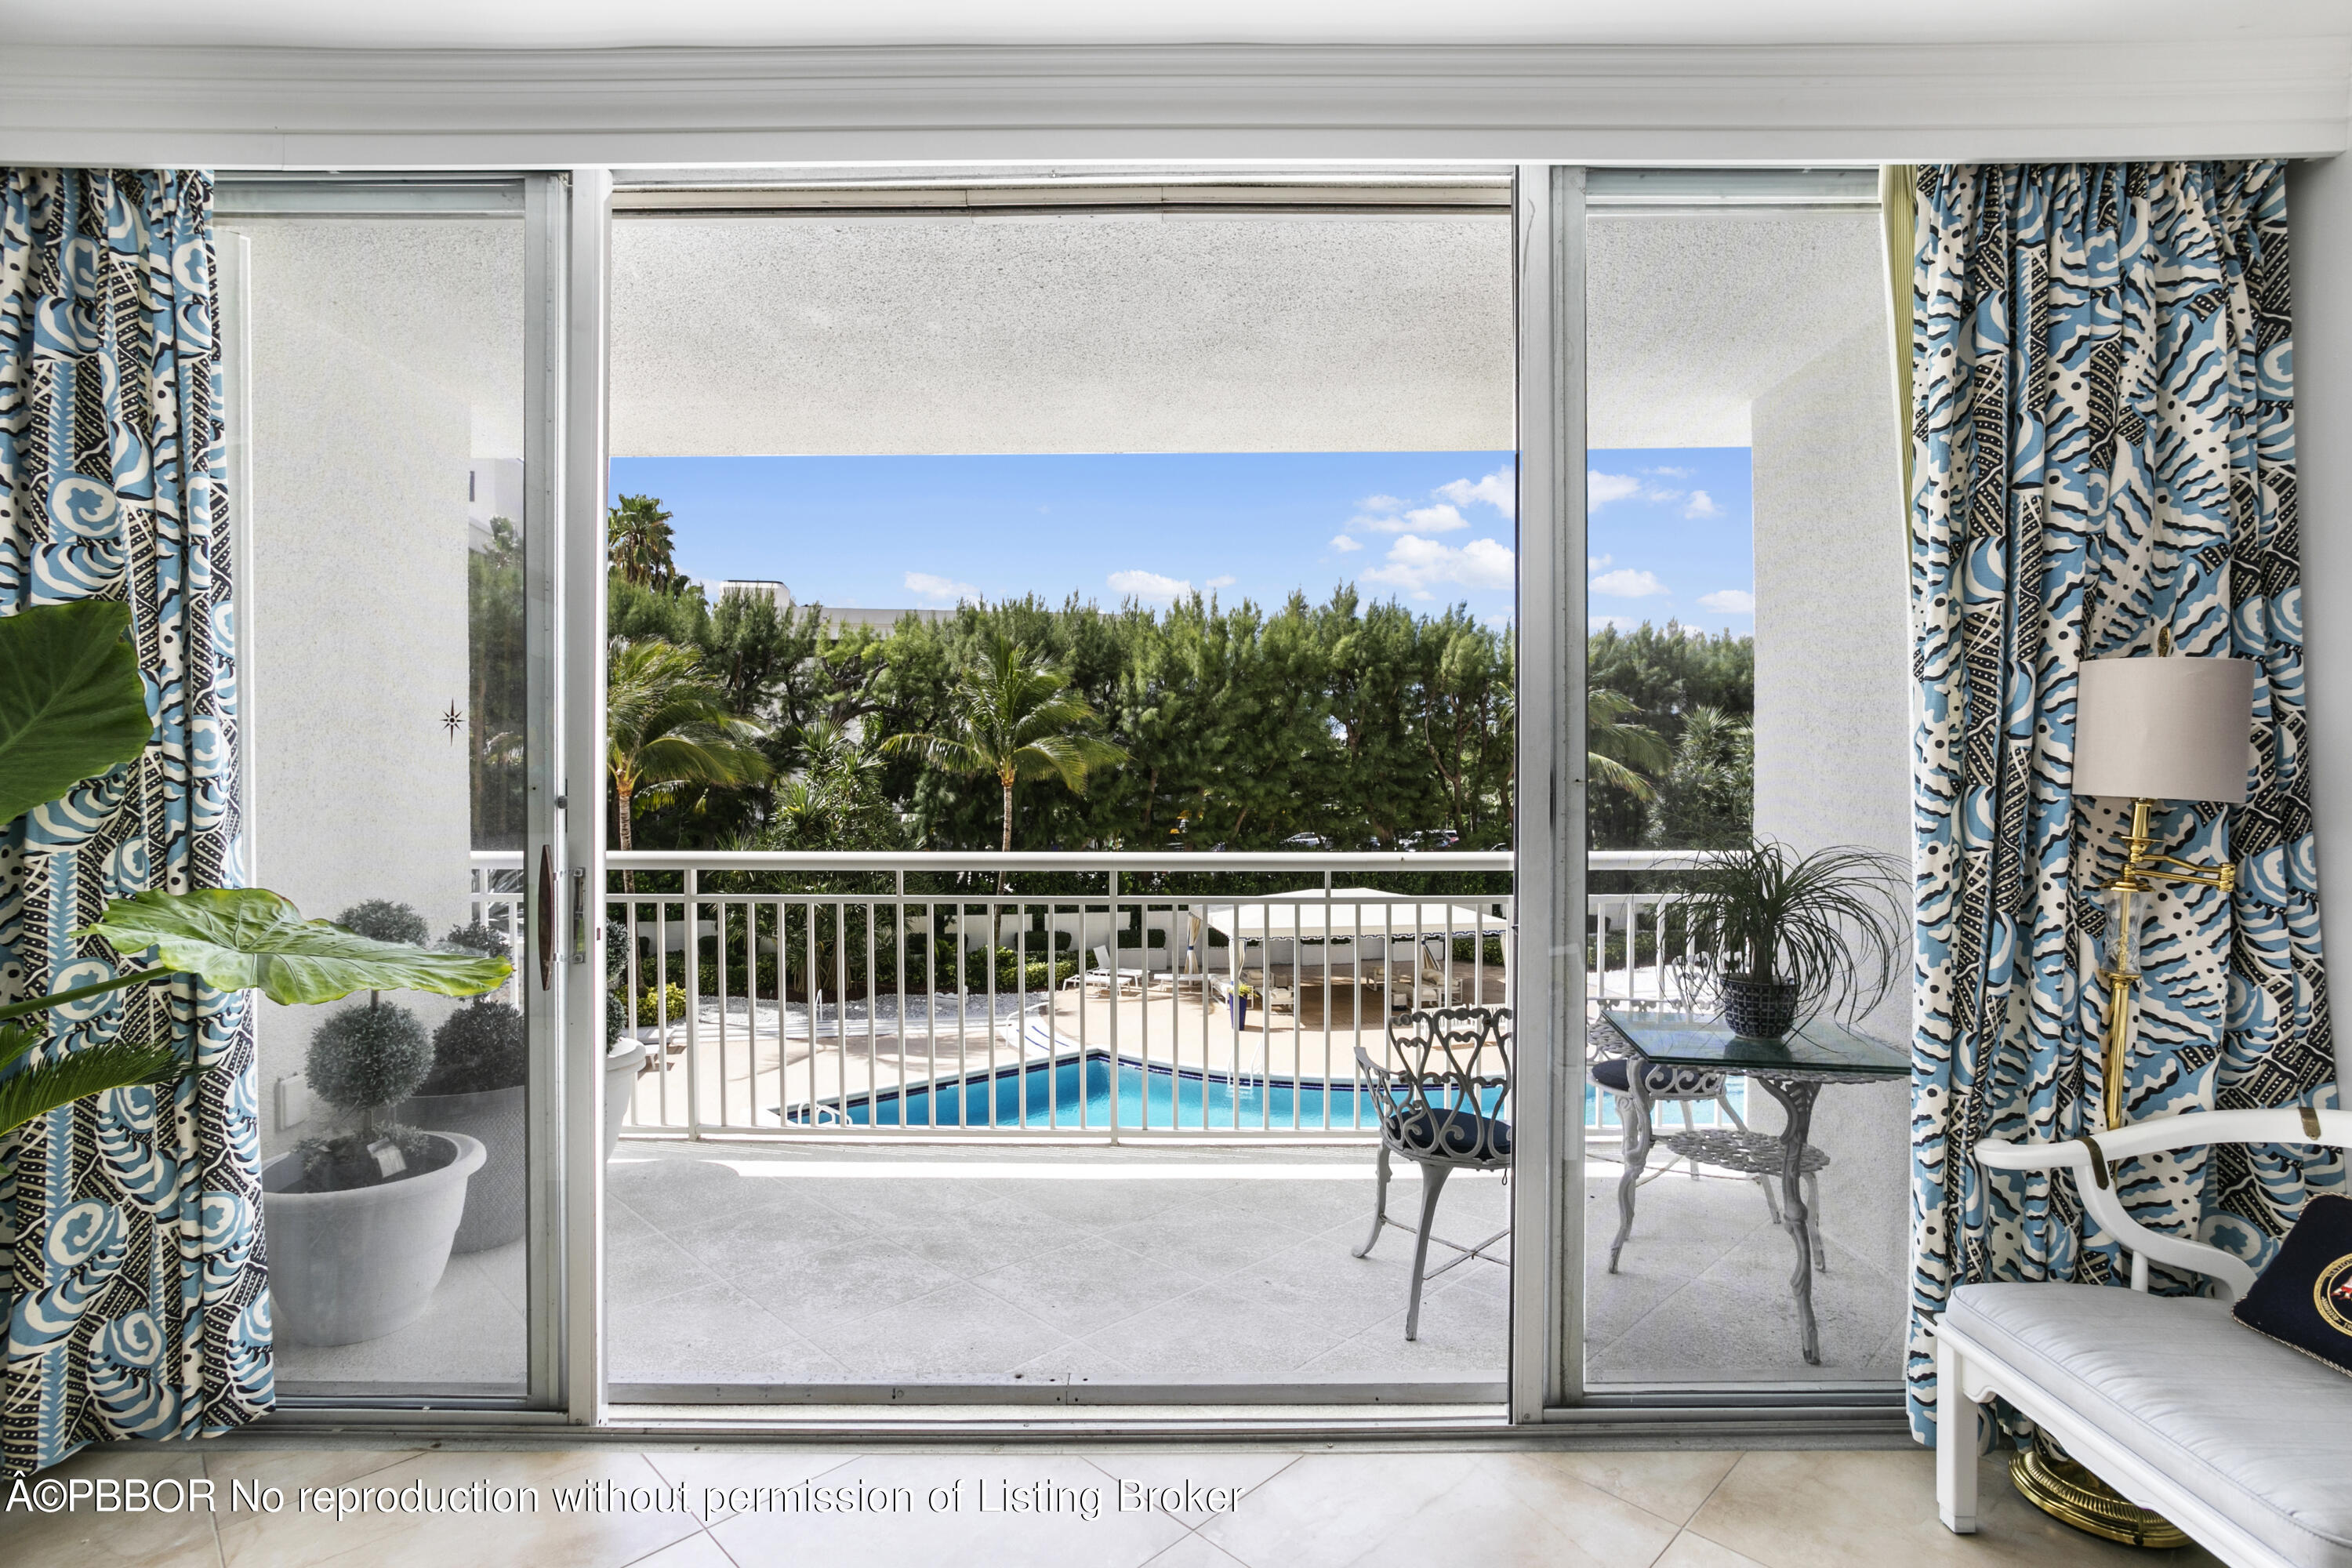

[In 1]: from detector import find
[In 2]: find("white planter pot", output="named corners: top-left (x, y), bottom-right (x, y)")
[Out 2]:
top-left (260, 1132), bottom-right (485, 1346)
top-left (401, 1085), bottom-right (525, 1254)
top-left (605, 1037), bottom-right (649, 1160)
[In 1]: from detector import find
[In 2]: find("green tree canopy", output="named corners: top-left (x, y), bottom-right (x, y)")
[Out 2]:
top-left (608, 494), bottom-right (681, 590)
top-left (882, 632), bottom-right (1129, 857)
top-left (605, 637), bottom-right (773, 855)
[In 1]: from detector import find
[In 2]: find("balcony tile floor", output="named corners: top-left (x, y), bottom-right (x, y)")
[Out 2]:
top-left (14, 1439), bottom-right (2223, 1568)
top-left (277, 1140), bottom-right (1902, 1396)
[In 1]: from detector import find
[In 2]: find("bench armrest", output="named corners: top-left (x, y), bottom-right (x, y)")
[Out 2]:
top-left (1973, 1106), bottom-right (2347, 1300)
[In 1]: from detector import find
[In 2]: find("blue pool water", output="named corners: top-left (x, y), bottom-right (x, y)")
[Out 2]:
top-left (786, 1051), bottom-right (1740, 1131)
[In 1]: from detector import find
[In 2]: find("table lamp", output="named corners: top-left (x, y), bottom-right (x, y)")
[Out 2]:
top-left (2072, 633), bottom-right (2256, 1131)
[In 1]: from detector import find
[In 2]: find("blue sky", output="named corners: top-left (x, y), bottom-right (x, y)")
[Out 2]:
top-left (1584, 446), bottom-right (1755, 635)
top-left (608, 446), bottom-right (1752, 634)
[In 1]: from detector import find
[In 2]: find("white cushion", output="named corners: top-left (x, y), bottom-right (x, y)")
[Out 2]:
top-left (1947, 1282), bottom-right (2352, 1568)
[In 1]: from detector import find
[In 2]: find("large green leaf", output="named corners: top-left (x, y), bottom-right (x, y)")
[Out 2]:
top-left (82, 889), bottom-right (514, 1006)
top-left (0, 1036), bottom-right (183, 1139)
top-left (0, 601), bottom-right (154, 825)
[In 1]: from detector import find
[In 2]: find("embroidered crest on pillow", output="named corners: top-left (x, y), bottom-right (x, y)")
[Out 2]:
top-left (2232, 1192), bottom-right (2352, 1377)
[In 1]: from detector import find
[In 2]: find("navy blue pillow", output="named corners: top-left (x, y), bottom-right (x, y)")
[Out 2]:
top-left (2232, 1192), bottom-right (2352, 1377)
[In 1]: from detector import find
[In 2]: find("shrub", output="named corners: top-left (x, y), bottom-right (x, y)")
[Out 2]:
top-left (306, 1004), bottom-right (432, 1117)
top-left (634, 982), bottom-right (689, 1022)
top-left (441, 920), bottom-right (513, 960)
top-left (960, 946), bottom-right (1078, 993)
top-left (418, 1000), bottom-right (526, 1096)
top-left (334, 899), bottom-right (430, 946)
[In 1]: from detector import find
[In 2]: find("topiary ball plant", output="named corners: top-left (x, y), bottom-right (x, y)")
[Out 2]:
top-left (298, 1002), bottom-right (437, 1191)
top-left (419, 999), bottom-right (525, 1097)
top-left (294, 898), bottom-right (442, 1192)
top-left (335, 899), bottom-right (431, 947)
top-left (416, 920), bottom-right (527, 1097)
top-left (604, 917), bottom-right (631, 1039)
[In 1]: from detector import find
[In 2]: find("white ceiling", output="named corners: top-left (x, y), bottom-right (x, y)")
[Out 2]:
top-left (2, 0), bottom-right (2341, 49)
top-left (601, 206), bottom-right (1884, 457)
top-left (608, 213), bottom-right (1515, 456)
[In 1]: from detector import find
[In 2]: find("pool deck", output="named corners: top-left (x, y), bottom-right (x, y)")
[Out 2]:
top-left (274, 1139), bottom-right (1904, 1399)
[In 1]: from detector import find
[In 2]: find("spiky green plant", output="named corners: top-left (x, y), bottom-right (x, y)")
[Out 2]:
top-left (1677, 838), bottom-right (1906, 1024)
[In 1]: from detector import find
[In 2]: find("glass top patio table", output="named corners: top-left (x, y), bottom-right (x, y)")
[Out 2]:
top-left (1593, 1007), bottom-right (1905, 1367)
top-left (1595, 1008), bottom-right (1907, 1080)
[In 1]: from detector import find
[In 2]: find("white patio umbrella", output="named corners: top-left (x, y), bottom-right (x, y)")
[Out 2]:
top-left (1202, 888), bottom-right (1508, 946)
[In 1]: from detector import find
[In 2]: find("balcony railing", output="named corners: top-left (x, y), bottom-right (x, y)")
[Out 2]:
top-left (463, 848), bottom-right (1703, 1141)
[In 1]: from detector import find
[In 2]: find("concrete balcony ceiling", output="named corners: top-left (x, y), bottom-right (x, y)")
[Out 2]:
top-left (598, 200), bottom-right (1881, 458)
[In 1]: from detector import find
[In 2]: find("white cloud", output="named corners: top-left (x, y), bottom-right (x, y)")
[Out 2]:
top-left (1351, 502), bottom-right (1468, 535)
top-left (1683, 490), bottom-right (1722, 518)
top-left (1330, 533), bottom-right (1363, 553)
top-left (1592, 568), bottom-right (1668, 599)
top-left (1435, 469), bottom-right (1515, 518)
top-left (1108, 569), bottom-right (1192, 604)
top-left (1588, 471), bottom-right (1642, 506)
top-left (1645, 465), bottom-right (1693, 478)
top-left (1363, 535), bottom-right (1515, 597)
top-left (1698, 588), bottom-right (1756, 613)
top-left (905, 571), bottom-right (979, 604)
top-left (1206, 574), bottom-right (1237, 589)
top-left (1594, 614), bottom-right (1646, 633)
top-left (1359, 493), bottom-right (1406, 512)
top-left (1483, 611), bottom-right (1514, 630)
top-left (1588, 554), bottom-right (1613, 572)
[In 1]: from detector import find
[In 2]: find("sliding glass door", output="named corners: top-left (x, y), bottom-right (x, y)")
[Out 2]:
top-left (217, 176), bottom-right (569, 1403)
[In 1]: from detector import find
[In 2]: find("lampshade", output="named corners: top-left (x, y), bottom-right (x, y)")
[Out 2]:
top-left (2073, 655), bottom-right (2256, 804)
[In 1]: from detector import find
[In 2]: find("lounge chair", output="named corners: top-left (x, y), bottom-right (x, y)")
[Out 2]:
top-left (1075, 946), bottom-right (1148, 996)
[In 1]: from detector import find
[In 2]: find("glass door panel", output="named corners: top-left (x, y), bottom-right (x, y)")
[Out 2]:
top-left (220, 185), bottom-right (537, 1397)
top-left (1580, 186), bottom-right (1909, 1388)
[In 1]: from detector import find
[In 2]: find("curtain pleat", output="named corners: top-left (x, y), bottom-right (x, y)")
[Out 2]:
top-left (1904, 161), bottom-right (2342, 1443)
top-left (0, 167), bottom-right (270, 1476)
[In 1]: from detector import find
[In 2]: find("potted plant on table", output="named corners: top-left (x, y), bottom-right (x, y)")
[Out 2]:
top-left (0, 601), bottom-right (510, 1343)
top-left (1677, 838), bottom-right (1904, 1040)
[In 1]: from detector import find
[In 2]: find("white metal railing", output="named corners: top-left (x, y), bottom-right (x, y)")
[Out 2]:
top-left (466, 848), bottom-right (1702, 1139)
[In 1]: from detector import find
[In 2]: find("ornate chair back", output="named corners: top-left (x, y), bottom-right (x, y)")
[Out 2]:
top-left (1356, 1006), bottom-right (1513, 1171)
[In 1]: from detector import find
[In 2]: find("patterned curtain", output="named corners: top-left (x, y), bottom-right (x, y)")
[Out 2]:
top-left (1, 169), bottom-right (269, 1475)
top-left (1905, 161), bottom-right (2342, 1442)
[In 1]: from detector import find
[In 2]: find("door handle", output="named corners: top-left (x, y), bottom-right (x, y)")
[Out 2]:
top-left (537, 845), bottom-right (555, 991)
top-left (570, 866), bottom-right (589, 964)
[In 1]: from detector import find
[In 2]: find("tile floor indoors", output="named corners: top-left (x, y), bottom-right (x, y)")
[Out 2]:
top-left (277, 1142), bottom-right (1902, 1396)
top-left (5, 1439), bottom-right (2228, 1568)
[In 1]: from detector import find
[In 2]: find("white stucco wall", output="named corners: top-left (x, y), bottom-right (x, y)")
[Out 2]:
top-left (233, 219), bottom-right (524, 1156)
top-left (1749, 315), bottom-right (1911, 1279)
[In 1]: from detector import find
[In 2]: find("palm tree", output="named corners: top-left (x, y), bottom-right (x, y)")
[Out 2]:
top-left (608, 494), bottom-right (680, 590)
top-left (882, 634), bottom-right (1128, 868)
top-left (1588, 688), bottom-right (1670, 801)
top-left (606, 638), bottom-right (771, 883)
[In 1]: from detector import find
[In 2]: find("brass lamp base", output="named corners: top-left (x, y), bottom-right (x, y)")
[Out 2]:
top-left (2009, 1433), bottom-right (2186, 1549)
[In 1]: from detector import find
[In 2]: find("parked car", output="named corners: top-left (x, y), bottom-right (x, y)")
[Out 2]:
top-left (1280, 832), bottom-right (1330, 850)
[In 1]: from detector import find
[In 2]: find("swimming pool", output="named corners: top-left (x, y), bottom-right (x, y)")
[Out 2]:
top-left (782, 1050), bottom-right (1739, 1131)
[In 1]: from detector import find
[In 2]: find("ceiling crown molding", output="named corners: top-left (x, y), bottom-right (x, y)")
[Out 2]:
top-left (2, 40), bottom-right (2345, 167)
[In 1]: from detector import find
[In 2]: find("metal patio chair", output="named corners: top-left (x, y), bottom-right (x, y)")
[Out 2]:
top-left (1352, 1006), bottom-right (1512, 1340)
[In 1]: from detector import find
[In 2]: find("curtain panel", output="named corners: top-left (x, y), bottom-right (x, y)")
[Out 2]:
top-left (1904, 161), bottom-right (2343, 1442)
top-left (0, 168), bottom-right (269, 1476)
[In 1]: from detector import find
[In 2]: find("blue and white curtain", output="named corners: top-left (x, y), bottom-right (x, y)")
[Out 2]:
top-left (1, 169), bottom-right (269, 1475)
top-left (1906, 161), bottom-right (2341, 1441)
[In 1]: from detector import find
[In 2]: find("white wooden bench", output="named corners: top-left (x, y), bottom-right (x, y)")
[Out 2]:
top-left (1933, 1106), bottom-right (2352, 1568)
